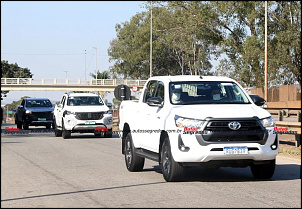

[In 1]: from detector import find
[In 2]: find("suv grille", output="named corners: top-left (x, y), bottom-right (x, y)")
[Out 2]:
top-left (31, 112), bottom-right (53, 120)
top-left (75, 112), bottom-right (104, 120)
top-left (202, 118), bottom-right (265, 142)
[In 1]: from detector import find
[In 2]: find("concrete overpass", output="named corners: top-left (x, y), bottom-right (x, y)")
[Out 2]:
top-left (1, 78), bottom-right (147, 92)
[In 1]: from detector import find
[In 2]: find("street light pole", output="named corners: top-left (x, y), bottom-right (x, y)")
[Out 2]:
top-left (64, 70), bottom-right (69, 79)
top-left (265, 1), bottom-right (268, 101)
top-left (93, 47), bottom-right (98, 85)
top-left (85, 49), bottom-right (87, 82)
top-left (150, 2), bottom-right (153, 78)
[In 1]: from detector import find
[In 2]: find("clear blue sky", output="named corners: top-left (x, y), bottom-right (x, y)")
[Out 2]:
top-left (1, 1), bottom-right (146, 105)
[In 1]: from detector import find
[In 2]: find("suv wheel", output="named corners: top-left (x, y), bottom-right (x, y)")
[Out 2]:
top-left (124, 132), bottom-right (145, 172)
top-left (250, 159), bottom-right (275, 179)
top-left (161, 137), bottom-right (184, 182)
top-left (62, 121), bottom-right (71, 139)
top-left (17, 121), bottom-right (22, 129)
top-left (23, 120), bottom-right (29, 130)
top-left (54, 118), bottom-right (62, 137)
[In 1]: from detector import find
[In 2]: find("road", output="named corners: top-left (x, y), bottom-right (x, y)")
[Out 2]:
top-left (1, 124), bottom-right (301, 208)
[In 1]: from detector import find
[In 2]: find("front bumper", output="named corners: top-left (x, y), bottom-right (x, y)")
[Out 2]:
top-left (169, 128), bottom-right (278, 163)
top-left (63, 114), bottom-right (113, 132)
top-left (24, 113), bottom-right (53, 126)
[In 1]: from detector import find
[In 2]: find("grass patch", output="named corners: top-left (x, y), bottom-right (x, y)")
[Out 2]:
top-left (278, 148), bottom-right (301, 156)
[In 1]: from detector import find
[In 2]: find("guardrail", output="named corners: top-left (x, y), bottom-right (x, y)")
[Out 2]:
top-left (1, 78), bottom-right (147, 87)
top-left (265, 108), bottom-right (301, 122)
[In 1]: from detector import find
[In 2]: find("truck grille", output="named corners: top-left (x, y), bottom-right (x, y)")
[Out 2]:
top-left (31, 112), bottom-right (53, 120)
top-left (201, 118), bottom-right (265, 142)
top-left (75, 112), bottom-right (104, 120)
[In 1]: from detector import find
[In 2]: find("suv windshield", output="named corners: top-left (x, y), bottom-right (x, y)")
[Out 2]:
top-left (67, 96), bottom-right (104, 106)
top-left (26, 100), bottom-right (53, 107)
top-left (169, 81), bottom-right (251, 105)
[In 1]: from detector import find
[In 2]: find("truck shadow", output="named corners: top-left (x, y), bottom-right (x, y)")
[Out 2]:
top-left (151, 164), bottom-right (301, 182)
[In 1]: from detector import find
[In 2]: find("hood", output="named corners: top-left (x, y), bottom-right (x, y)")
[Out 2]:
top-left (171, 104), bottom-right (271, 120)
top-left (26, 107), bottom-right (54, 112)
top-left (67, 105), bottom-right (109, 112)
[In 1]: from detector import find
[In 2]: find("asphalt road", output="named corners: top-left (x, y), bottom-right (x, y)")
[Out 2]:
top-left (1, 124), bottom-right (301, 208)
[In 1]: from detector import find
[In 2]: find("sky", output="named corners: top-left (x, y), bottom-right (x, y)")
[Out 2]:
top-left (1, 1), bottom-right (146, 105)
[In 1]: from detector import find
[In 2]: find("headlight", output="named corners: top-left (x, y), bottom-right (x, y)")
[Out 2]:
top-left (25, 110), bottom-right (32, 114)
top-left (104, 110), bottom-right (112, 114)
top-left (261, 116), bottom-right (276, 128)
top-left (63, 110), bottom-right (75, 117)
top-left (174, 115), bottom-right (204, 130)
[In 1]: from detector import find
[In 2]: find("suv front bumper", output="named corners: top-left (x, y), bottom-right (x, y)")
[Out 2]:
top-left (63, 114), bottom-right (112, 133)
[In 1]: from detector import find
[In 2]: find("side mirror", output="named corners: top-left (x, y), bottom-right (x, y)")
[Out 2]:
top-left (57, 103), bottom-right (63, 108)
top-left (250, 95), bottom-right (266, 107)
top-left (147, 97), bottom-right (163, 107)
top-left (106, 102), bottom-right (112, 108)
top-left (17, 105), bottom-right (23, 109)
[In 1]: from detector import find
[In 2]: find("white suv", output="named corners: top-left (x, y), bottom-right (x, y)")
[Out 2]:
top-left (53, 92), bottom-right (113, 138)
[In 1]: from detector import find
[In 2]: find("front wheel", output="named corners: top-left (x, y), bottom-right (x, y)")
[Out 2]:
top-left (161, 137), bottom-right (185, 182)
top-left (250, 159), bottom-right (276, 179)
top-left (17, 121), bottom-right (22, 129)
top-left (23, 121), bottom-right (29, 130)
top-left (124, 133), bottom-right (145, 172)
top-left (54, 118), bottom-right (62, 137)
top-left (62, 121), bottom-right (71, 139)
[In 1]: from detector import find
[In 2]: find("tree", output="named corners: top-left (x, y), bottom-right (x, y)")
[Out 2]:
top-left (1, 60), bottom-right (33, 99)
top-left (108, 1), bottom-right (301, 88)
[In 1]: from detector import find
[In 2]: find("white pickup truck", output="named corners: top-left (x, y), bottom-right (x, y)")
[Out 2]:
top-left (119, 75), bottom-right (278, 182)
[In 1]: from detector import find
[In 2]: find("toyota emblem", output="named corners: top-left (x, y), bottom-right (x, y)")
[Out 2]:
top-left (228, 121), bottom-right (241, 130)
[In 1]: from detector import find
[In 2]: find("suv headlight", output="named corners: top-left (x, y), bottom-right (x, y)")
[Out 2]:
top-left (104, 110), bottom-right (112, 114)
top-left (25, 110), bottom-right (32, 114)
top-left (63, 110), bottom-right (75, 117)
top-left (174, 115), bottom-right (204, 129)
top-left (261, 116), bottom-right (276, 128)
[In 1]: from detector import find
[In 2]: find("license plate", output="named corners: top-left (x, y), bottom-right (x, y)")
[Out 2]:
top-left (85, 121), bottom-right (96, 125)
top-left (224, 146), bottom-right (248, 155)
top-left (38, 118), bottom-right (46, 121)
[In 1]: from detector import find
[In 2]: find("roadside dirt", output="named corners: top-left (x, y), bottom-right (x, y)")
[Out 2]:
top-left (278, 134), bottom-right (301, 160)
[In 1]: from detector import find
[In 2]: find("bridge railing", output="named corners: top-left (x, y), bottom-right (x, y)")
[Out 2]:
top-left (1, 78), bottom-right (147, 86)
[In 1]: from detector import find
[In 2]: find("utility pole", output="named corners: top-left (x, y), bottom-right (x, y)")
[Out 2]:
top-left (150, 2), bottom-right (153, 78)
top-left (85, 49), bottom-right (87, 82)
top-left (93, 47), bottom-right (98, 85)
top-left (264, 1), bottom-right (268, 101)
top-left (64, 71), bottom-right (69, 79)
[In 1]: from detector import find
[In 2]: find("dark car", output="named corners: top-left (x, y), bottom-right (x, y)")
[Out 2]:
top-left (15, 98), bottom-right (54, 129)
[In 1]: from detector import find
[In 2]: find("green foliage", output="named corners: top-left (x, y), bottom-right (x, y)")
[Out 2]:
top-left (5, 96), bottom-right (31, 112)
top-left (108, 1), bottom-right (301, 88)
top-left (1, 60), bottom-right (33, 99)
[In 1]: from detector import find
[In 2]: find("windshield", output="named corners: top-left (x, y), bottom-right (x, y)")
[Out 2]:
top-left (67, 96), bottom-right (104, 106)
top-left (169, 81), bottom-right (251, 105)
top-left (26, 100), bottom-right (53, 107)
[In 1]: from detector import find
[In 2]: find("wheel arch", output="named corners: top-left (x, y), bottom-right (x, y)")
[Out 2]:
top-left (158, 131), bottom-right (169, 163)
top-left (121, 123), bottom-right (131, 154)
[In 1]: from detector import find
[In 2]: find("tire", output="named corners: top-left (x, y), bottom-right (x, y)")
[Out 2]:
top-left (23, 121), bottom-right (29, 130)
top-left (53, 119), bottom-right (62, 137)
top-left (62, 121), bottom-right (71, 139)
top-left (161, 137), bottom-right (184, 182)
top-left (124, 132), bottom-right (145, 172)
top-left (17, 121), bottom-right (22, 129)
top-left (250, 159), bottom-right (276, 179)
top-left (104, 128), bottom-right (112, 138)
